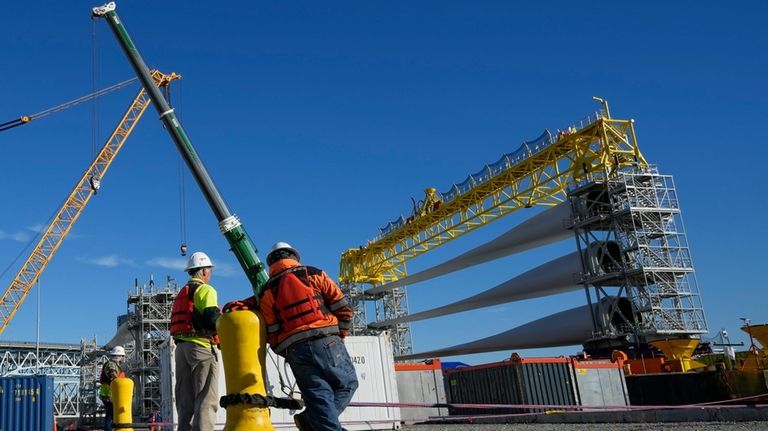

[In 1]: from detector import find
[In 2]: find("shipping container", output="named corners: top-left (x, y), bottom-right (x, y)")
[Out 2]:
top-left (160, 334), bottom-right (401, 430)
top-left (444, 357), bottom-right (578, 415)
top-left (571, 359), bottom-right (629, 407)
top-left (394, 359), bottom-right (448, 422)
top-left (626, 369), bottom-right (759, 405)
top-left (0, 376), bottom-right (54, 431)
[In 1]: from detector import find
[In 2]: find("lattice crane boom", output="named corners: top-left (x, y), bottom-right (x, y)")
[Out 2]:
top-left (0, 70), bottom-right (179, 336)
top-left (340, 112), bottom-right (648, 286)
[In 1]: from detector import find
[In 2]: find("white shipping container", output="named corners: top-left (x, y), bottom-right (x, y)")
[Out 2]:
top-left (160, 334), bottom-right (401, 430)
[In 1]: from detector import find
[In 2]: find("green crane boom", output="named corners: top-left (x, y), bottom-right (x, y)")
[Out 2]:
top-left (92, 1), bottom-right (269, 295)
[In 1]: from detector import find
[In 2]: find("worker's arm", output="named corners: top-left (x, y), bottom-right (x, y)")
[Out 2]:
top-left (316, 270), bottom-right (354, 337)
top-left (257, 291), bottom-right (280, 347)
top-left (195, 284), bottom-right (221, 334)
top-left (105, 361), bottom-right (120, 381)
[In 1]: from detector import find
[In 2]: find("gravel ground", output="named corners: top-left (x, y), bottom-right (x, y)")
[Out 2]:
top-left (402, 423), bottom-right (768, 430)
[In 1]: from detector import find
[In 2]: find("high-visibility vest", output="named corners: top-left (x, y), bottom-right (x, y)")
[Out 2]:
top-left (264, 266), bottom-right (331, 333)
top-left (98, 362), bottom-right (125, 398)
top-left (170, 281), bottom-right (219, 344)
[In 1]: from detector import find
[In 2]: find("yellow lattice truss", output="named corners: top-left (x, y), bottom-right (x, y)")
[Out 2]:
top-left (340, 114), bottom-right (647, 286)
top-left (0, 70), bottom-right (179, 335)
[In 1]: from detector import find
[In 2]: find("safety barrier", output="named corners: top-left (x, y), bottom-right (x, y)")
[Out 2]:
top-left (349, 393), bottom-right (768, 423)
top-left (128, 392), bottom-right (767, 429)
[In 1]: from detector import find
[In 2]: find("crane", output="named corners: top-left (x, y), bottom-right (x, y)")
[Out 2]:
top-left (92, 1), bottom-right (270, 296)
top-left (0, 70), bottom-right (179, 336)
top-left (91, 4), bottom-right (303, 424)
top-left (0, 77), bottom-right (139, 132)
top-left (338, 106), bottom-right (649, 355)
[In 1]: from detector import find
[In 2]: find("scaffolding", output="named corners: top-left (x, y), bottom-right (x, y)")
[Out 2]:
top-left (78, 337), bottom-right (105, 428)
top-left (124, 276), bottom-right (178, 421)
top-left (0, 276), bottom-right (179, 425)
top-left (568, 166), bottom-right (707, 352)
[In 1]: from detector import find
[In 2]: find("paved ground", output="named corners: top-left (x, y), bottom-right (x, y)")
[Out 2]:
top-left (403, 423), bottom-right (768, 430)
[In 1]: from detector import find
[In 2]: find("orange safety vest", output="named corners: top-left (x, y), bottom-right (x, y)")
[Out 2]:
top-left (170, 281), bottom-right (219, 344)
top-left (264, 266), bottom-right (330, 334)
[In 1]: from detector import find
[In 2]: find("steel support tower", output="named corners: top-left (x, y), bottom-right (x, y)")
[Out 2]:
top-left (78, 338), bottom-right (106, 429)
top-left (379, 288), bottom-right (412, 356)
top-left (568, 166), bottom-right (707, 352)
top-left (123, 276), bottom-right (178, 420)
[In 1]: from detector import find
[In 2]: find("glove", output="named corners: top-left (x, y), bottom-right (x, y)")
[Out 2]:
top-left (222, 296), bottom-right (258, 313)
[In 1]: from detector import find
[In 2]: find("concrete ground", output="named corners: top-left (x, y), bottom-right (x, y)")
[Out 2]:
top-left (403, 423), bottom-right (768, 430)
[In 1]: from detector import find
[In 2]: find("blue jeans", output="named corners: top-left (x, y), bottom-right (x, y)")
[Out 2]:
top-left (286, 335), bottom-right (359, 431)
top-left (102, 398), bottom-right (113, 431)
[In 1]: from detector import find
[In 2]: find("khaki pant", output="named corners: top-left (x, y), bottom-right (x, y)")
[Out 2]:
top-left (175, 341), bottom-right (219, 431)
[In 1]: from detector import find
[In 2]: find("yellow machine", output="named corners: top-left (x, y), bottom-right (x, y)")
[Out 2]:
top-left (740, 323), bottom-right (768, 370)
top-left (339, 100), bottom-right (707, 370)
top-left (340, 106), bottom-right (647, 286)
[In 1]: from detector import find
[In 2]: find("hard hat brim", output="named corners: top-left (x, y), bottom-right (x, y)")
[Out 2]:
top-left (184, 263), bottom-right (215, 271)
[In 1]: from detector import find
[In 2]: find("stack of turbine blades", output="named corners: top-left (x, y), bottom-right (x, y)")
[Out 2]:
top-left (396, 297), bottom-right (625, 361)
top-left (367, 203), bottom-right (573, 296)
top-left (370, 251), bottom-right (582, 327)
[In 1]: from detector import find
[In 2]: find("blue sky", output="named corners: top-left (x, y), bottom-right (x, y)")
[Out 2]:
top-left (1, 1), bottom-right (766, 365)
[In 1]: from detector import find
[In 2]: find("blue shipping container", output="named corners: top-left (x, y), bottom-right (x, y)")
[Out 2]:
top-left (0, 376), bottom-right (54, 431)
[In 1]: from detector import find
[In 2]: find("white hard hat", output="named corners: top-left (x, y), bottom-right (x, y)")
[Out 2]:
top-left (266, 242), bottom-right (300, 265)
top-left (185, 252), bottom-right (214, 271)
top-left (110, 346), bottom-right (125, 356)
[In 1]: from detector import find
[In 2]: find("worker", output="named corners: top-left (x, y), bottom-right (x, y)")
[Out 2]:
top-left (258, 242), bottom-right (358, 431)
top-left (98, 345), bottom-right (126, 431)
top-left (170, 251), bottom-right (221, 431)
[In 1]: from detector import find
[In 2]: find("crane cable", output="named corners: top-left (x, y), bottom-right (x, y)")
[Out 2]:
top-left (0, 77), bottom-right (139, 132)
top-left (91, 18), bottom-right (100, 159)
top-left (1, 16), bottom-right (139, 134)
top-left (166, 82), bottom-right (189, 256)
top-left (178, 157), bottom-right (188, 256)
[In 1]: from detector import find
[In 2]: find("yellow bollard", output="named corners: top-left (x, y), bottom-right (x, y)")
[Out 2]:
top-left (218, 309), bottom-right (275, 431)
top-left (111, 377), bottom-right (134, 431)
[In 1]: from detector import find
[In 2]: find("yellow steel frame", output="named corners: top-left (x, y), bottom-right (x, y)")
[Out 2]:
top-left (340, 115), bottom-right (647, 286)
top-left (0, 70), bottom-right (179, 335)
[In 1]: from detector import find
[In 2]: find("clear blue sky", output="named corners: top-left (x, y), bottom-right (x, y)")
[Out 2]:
top-left (1, 1), bottom-right (766, 365)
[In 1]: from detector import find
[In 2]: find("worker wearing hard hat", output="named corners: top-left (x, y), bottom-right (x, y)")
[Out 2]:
top-left (170, 251), bottom-right (221, 431)
top-left (258, 242), bottom-right (358, 431)
top-left (99, 345), bottom-right (126, 431)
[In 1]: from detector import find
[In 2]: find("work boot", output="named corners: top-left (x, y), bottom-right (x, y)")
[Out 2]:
top-left (293, 412), bottom-right (314, 431)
